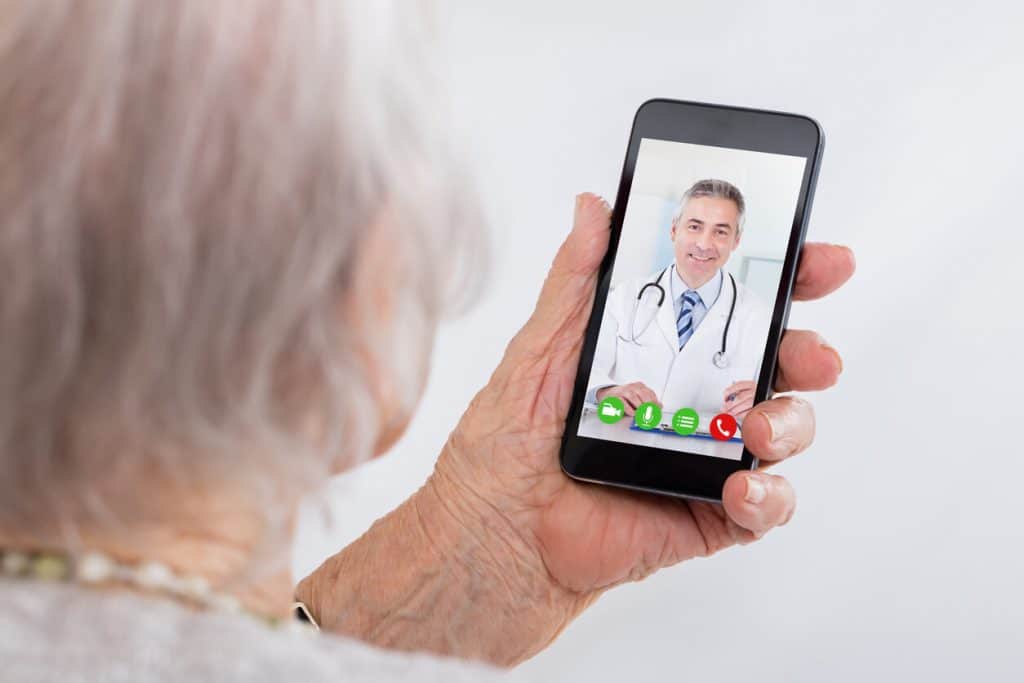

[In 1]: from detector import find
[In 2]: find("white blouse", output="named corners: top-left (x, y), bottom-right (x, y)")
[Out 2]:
top-left (0, 579), bottom-right (527, 682)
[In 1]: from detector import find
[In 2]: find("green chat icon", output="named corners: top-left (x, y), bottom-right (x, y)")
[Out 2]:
top-left (671, 407), bottom-right (699, 436)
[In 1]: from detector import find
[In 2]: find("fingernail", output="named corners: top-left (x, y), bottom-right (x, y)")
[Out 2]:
top-left (762, 411), bottom-right (784, 446)
top-left (822, 343), bottom-right (843, 375)
top-left (744, 475), bottom-right (767, 505)
top-left (841, 244), bottom-right (856, 271)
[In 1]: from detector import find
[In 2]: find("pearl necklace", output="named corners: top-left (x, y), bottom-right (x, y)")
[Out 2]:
top-left (0, 548), bottom-right (318, 633)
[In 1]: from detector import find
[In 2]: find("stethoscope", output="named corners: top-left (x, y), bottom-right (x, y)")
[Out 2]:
top-left (620, 266), bottom-right (738, 369)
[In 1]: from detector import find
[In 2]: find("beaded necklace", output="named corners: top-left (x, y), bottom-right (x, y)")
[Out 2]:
top-left (0, 548), bottom-right (319, 633)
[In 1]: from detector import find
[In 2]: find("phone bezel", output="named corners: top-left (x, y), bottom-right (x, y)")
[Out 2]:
top-left (559, 98), bottom-right (825, 503)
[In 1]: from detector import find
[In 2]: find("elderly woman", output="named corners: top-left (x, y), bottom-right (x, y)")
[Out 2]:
top-left (0, 2), bottom-right (854, 681)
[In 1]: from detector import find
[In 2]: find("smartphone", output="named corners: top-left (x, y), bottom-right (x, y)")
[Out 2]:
top-left (560, 99), bottom-right (824, 502)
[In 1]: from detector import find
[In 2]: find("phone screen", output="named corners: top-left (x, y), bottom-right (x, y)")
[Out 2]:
top-left (577, 138), bottom-right (808, 461)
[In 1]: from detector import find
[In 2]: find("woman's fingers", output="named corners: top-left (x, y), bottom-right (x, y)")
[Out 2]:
top-left (721, 471), bottom-right (796, 535)
top-left (742, 395), bottom-right (815, 463)
top-left (712, 245), bottom-right (850, 540)
top-left (774, 329), bottom-right (843, 393)
top-left (792, 243), bottom-right (856, 301)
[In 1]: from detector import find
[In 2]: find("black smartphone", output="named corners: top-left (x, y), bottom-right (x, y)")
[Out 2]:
top-left (560, 98), bottom-right (824, 502)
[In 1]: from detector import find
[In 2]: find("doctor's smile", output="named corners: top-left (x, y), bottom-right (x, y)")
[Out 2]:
top-left (673, 196), bottom-right (742, 284)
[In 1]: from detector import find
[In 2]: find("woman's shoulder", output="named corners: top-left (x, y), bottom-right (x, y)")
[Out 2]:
top-left (0, 580), bottom-right (524, 683)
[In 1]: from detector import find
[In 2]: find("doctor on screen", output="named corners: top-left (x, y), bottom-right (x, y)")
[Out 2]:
top-left (587, 179), bottom-right (772, 422)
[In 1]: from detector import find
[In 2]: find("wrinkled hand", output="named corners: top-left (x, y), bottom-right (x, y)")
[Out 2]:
top-left (723, 379), bottom-right (756, 419)
top-left (595, 382), bottom-right (660, 415)
top-left (428, 193), bottom-right (855, 658)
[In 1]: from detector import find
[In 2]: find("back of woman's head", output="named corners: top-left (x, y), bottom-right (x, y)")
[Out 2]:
top-left (0, 1), bottom-right (482, 546)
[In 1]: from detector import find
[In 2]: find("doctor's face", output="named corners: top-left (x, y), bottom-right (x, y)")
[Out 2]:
top-left (670, 196), bottom-right (742, 289)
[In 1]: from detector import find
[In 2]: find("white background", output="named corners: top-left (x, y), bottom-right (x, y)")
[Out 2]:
top-left (295, 1), bottom-right (1024, 680)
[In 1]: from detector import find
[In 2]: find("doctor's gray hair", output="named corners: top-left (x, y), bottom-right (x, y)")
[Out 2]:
top-left (0, 1), bottom-right (484, 553)
top-left (673, 178), bottom-right (746, 235)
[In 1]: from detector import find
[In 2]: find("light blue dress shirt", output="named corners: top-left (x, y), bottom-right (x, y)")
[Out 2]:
top-left (670, 266), bottom-right (723, 342)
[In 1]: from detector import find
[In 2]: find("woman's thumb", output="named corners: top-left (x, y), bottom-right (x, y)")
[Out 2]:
top-left (519, 193), bottom-right (611, 342)
top-left (561, 193), bottom-right (612, 277)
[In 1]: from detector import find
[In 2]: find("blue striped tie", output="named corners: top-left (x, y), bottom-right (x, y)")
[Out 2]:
top-left (677, 290), bottom-right (702, 350)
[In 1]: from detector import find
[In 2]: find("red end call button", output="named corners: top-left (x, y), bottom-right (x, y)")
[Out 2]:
top-left (709, 413), bottom-right (738, 441)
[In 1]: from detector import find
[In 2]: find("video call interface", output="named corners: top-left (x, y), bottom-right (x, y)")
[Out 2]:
top-left (577, 138), bottom-right (807, 461)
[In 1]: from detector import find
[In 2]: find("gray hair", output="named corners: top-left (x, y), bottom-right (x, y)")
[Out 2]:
top-left (0, 1), bottom-right (484, 550)
top-left (673, 178), bottom-right (746, 235)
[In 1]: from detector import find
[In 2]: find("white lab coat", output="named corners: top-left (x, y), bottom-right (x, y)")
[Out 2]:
top-left (587, 267), bottom-right (772, 416)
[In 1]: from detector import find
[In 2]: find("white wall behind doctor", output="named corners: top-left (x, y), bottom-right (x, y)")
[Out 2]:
top-left (294, 1), bottom-right (1024, 680)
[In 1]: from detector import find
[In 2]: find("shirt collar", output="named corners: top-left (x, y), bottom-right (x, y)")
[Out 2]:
top-left (670, 265), bottom-right (723, 308)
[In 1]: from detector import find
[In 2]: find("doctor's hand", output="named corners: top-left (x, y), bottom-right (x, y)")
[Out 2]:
top-left (596, 382), bottom-right (660, 415)
top-left (297, 194), bottom-right (855, 667)
top-left (723, 380), bottom-right (757, 418)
